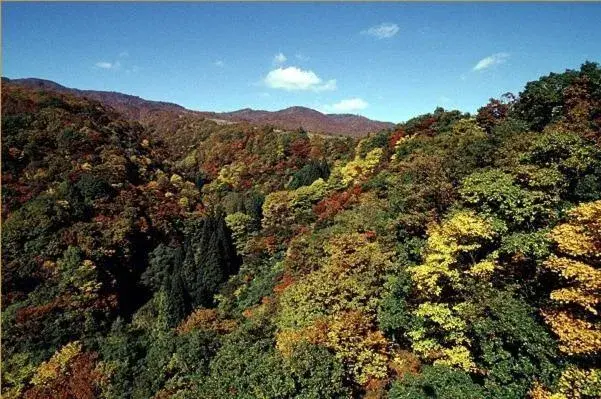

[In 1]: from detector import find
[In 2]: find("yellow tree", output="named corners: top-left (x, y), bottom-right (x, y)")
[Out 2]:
top-left (407, 210), bottom-right (499, 371)
top-left (542, 200), bottom-right (601, 356)
top-left (533, 200), bottom-right (601, 399)
top-left (409, 210), bottom-right (498, 299)
top-left (530, 367), bottom-right (601, 399)
top-left (328, 147), bottom-right (384, 188)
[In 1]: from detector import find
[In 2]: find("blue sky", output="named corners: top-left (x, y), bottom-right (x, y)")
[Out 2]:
top-left (3, 2), bottom-right (601, 122)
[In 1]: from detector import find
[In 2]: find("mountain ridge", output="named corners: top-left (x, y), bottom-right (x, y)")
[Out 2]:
top-left (2, 77), bottom-right (395, 137)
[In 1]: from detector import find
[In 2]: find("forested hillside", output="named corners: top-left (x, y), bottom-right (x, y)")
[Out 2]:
top-left (2, 77), bottom-right (394, 138)
top-left (2, 62), bottom-right (600, 399)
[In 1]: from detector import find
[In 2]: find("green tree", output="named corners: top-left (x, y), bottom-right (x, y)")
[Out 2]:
top-left (389, 365), bottom-right (485, 399)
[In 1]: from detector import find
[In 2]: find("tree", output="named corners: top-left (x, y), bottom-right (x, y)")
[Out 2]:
top-left (465, 289), bottom-right (559, 398)
top-left (288, 160), bottom-right (330, 190)
top-left (406, 211), bottom-right (503, 371)
top-left (459, 169), bottom-right (556, 228)
top-left (164, 271), bottom-right (190, 328)
top-left (476, 97), bottom-right (510, 134)
top-left (514, 69), bottom-right (579, 131)
top-left (180, 213), bottom-right (242, 308)
top-left (389, 365), bottom-right (485, 399)
top-left (276, 233), bottom-right (395, 386)
top-left (514, 62), bottom-right (601, 132)
top-left (225, 212), bottom-right (254, 255)
top-left (408, 210), bottom-right (499, 299)
top-left (541, 200), bottom-right (601, 357)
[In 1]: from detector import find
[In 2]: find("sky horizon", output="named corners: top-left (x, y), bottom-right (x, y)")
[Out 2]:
top-left (3, 2), bottom-right (601, 123)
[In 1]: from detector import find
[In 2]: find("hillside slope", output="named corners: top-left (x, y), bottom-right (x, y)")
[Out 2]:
top-left (2, 62), bottom-right (601, 399)
top-left (2, 77), bottom-right (394, 137)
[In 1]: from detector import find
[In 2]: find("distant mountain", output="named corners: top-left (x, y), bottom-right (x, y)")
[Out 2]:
top-left (218, 106), bottom-right (395, 137)
top-left (2, 77), bottom-right (395, 137)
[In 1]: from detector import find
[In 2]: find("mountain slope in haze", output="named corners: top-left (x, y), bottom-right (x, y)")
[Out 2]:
top-left (2, 77), bottom-right (394, 137)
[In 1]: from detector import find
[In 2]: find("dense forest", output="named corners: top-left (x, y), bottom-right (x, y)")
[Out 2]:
top-left (2, 62), bottom-right (600, 399)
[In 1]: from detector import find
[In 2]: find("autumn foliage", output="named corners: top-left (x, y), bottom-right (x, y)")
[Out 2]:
top-left (3, 62), bottom-right (601, 399)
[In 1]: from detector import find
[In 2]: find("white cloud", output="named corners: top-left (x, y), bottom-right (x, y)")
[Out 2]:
top-left (214, 60), bottom-right (225, 67)
top-left (473, 52), bottom-right (510, 71)
top-left (95, 61), bottom-right (113, 69)
top-left (273, 53), bottom-right (287, 64)
top-left (362, 23), bottom-right (399, 39)
top-left (119, 51), bottom-right (129, 58)
top-left (295, 53), bottom-right (309, 61)
top-left (325, 98), bottom-right (369, 113)
top-left (264, 66), bottom-right (336, 92)
top-left (95, 61), bottom-right (120, 70)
